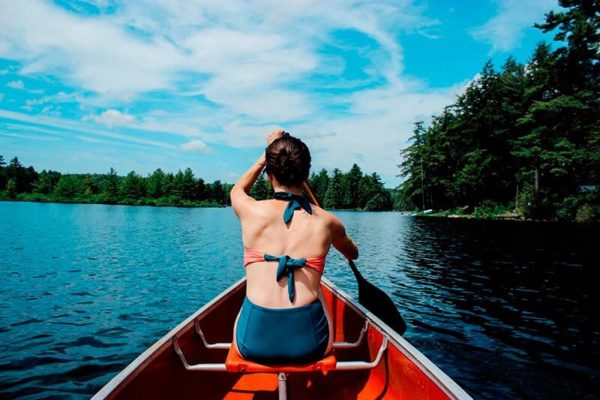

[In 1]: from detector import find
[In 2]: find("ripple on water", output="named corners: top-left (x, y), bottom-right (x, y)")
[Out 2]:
top-left (0, 204), bottom-right (598, 400)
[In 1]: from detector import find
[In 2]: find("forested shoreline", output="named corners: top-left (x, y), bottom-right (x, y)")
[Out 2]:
top-left (397, 1), bottom-right (599, 222)
top-left (0, 155), bottom-right (393, 210)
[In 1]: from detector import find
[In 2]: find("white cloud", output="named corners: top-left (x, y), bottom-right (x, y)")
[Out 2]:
top-left (470, 0), bottom-right (556, 53)
top-left (0, 1), bottom-right (183, 99)
top-left (0, 131), bottom-right (61, 142)
top-left (290, 82), bottom-right (467, 185)
top-left (0, 1), bottom-right (433, 111)
top-left (6, 80), bottom-right (24, 89)
top-left (24, 91), bottom-right (82, 108)
top-left (0, 0), bottom-right (464, 185)
top-left (89, 109), bottom-right (135, 127)
top-left (181, 140), bottom-right (210, 153)
top-left (0, 109), bottom-right (175, 150)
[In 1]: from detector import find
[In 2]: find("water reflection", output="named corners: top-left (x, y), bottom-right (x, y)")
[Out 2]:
top-left (396, 217), bottom-right (599, 399)
top-left (0, 203), bottom-right (598, 399)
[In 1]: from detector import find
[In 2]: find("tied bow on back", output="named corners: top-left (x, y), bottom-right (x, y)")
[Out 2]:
top-left (264, 254), bottom-right (307, 302)
top-left (273, 192), bottom-right (312, 224)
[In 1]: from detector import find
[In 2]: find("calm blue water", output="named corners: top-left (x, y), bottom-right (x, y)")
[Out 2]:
top-left (0, 202), bottom-right (598, 399)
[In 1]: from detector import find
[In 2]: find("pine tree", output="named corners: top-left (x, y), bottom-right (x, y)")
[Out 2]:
top-left (120, 171), bottom-right (146, 200)
top-left (343, 164), bottom-right (363, 209)
top-left (33, 170), bottom-right (62, 194)
top-left (210, 180), bottom-right (226, 205)
top-left (324, 169), bottom-right (343, 209)
top-left (250, 173), bottom-right (271, 200)
top-left (102, 168), bottom-right (120, 202)
top-left (0, 155), bottom-right (6, 190)
top-left (147, 169), bottom-right (167, 199)
top-left (309, 169), bottom-right (329, 205)
top-left (53, 175), bottom-right (84, 199)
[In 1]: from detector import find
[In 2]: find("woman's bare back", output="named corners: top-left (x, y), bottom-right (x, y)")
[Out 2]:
top-left (241, 199), bottom-right (334, 308)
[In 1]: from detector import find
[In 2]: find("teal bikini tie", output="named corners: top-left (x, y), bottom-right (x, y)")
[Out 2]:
top-left (273, 192), bottom-right (312, 223)
top-left (264, 253), bottom-right (307, 302)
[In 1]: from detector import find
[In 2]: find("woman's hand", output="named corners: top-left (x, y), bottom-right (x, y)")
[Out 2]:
top-left (267, 129), bottom-right (285, 146)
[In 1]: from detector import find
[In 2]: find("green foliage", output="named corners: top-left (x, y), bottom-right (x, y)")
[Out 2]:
top-left (0, 155), bottom-right (6, 190)
top-left (146, 169), bottom-right (167, 199)
top-left (54, 175), bottom-right (85, 199)
top-left (473, 200), bottom-right (514, 219)
top-left (102, 168), bottom-right (120, 202)
top-left (343, 164), bottom-right (363, 208)
top-left (250, 173), bottom-right (271, 200)
top-left (0, 159), bottom-right (395, 214)
top-left (324, 169), bottom-right (344, 209)
top-left (33, 170), bottom-right (61, 194)
top-left (0, 157), bottom-right (232, 208)
top-left (364, 192), bottom-right (393, 211)
top-left (575, 204), bottom-right (600, 223)
top-left (120, 171), bottom-right (146, 200)
top-left (6, 178), bottom-right (17, 198)
top-left (309, 169), bottom-right (329, 206)
top-left (206, 180), bottom-right (227, 205)
top-left (310, 168), bottom-right (391, 211)
top-left (4, 157), bottom-right (38, 193)
top-left (397, 0), bottom-right (599, 222)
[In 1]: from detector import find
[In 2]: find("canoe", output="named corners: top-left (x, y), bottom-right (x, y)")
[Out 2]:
top-left (93, 278), bottom-right (472, 399)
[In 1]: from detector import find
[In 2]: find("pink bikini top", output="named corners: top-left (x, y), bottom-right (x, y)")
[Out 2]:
top-left (243, 247), bottom-right (326, 274)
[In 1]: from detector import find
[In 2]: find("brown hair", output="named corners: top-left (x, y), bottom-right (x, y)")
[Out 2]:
top-left (265, 134), bottom-right (311, 187)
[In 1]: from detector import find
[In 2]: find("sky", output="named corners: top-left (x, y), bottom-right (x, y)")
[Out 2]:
top-left (0, 0), bottom-right (559, 187)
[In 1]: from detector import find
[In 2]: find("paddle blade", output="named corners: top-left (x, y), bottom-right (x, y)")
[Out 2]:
top-left (348, 260), bottom-right (407, 335)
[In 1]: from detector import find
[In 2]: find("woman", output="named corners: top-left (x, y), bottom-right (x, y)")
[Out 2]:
top-left (230, 129), bottom-right (359, 365)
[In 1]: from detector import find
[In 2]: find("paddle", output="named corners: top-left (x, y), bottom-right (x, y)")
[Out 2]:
top-left (303, 181), bottom-right (407, 335)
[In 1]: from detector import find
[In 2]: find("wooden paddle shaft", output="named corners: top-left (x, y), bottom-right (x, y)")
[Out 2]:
top-left (303, 181), bottom-right (320, 208)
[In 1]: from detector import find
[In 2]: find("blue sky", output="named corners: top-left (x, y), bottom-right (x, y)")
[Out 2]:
top-left (0, 0), bottom-right (558, 187)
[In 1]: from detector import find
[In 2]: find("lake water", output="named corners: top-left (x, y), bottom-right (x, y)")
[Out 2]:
top-left (0, 202), bottom-right (598, 399)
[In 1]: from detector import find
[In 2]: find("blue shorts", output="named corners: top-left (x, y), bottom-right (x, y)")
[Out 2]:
top-left (235, 297), bottom-right (329, 365)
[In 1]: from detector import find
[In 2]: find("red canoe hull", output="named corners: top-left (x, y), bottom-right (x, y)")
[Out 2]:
top-left (93, 278), bottom-right (471, 399)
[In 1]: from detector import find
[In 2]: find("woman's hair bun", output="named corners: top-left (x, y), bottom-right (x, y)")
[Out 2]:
top-left (265, 134), bottom-right (311, 187)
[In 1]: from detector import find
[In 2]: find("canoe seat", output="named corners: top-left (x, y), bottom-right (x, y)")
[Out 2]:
top-left (225, 341), bottom-right (337, 373)
top-left (173, 324), bottom-right (387, 400)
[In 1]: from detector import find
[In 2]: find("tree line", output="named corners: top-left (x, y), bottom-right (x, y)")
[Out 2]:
top-left (249, 164), bottom-right (393, 211)
top-left (397, 0), bottom-right (599, 222)
top-left (0, 155), bottom-right (231, 207)
top-left (0, 156), bottom-right (393, 210)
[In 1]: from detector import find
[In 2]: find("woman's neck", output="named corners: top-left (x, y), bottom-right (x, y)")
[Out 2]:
top-left (272, 184), bottom-right (303, 196)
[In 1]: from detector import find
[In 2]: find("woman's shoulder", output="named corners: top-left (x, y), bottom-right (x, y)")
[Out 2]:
top-left (242, 198), bottom-right (277, 215)
top-left (309, 205), bottom-right (341, 226)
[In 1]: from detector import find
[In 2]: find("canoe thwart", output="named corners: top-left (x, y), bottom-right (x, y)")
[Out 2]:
top-left (194, 319), bottom-right (369, 351)
top-left (335, 338), bottom-right (387, 371)
top-left (194, 319), bottom-right (230, 350)
top-left (172, 337), bottom-right (226, 371)
top-left (173, 331), bottom-right (387, 373)
top-left (332, 320), bottom-right (369, 349)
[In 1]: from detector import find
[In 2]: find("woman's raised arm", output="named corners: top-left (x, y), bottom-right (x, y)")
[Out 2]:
top-left (230, 129), bottom-right (284, 217)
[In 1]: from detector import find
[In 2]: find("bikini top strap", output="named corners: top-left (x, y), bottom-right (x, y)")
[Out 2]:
top-left (273, 191), bottom-right (312, 223)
